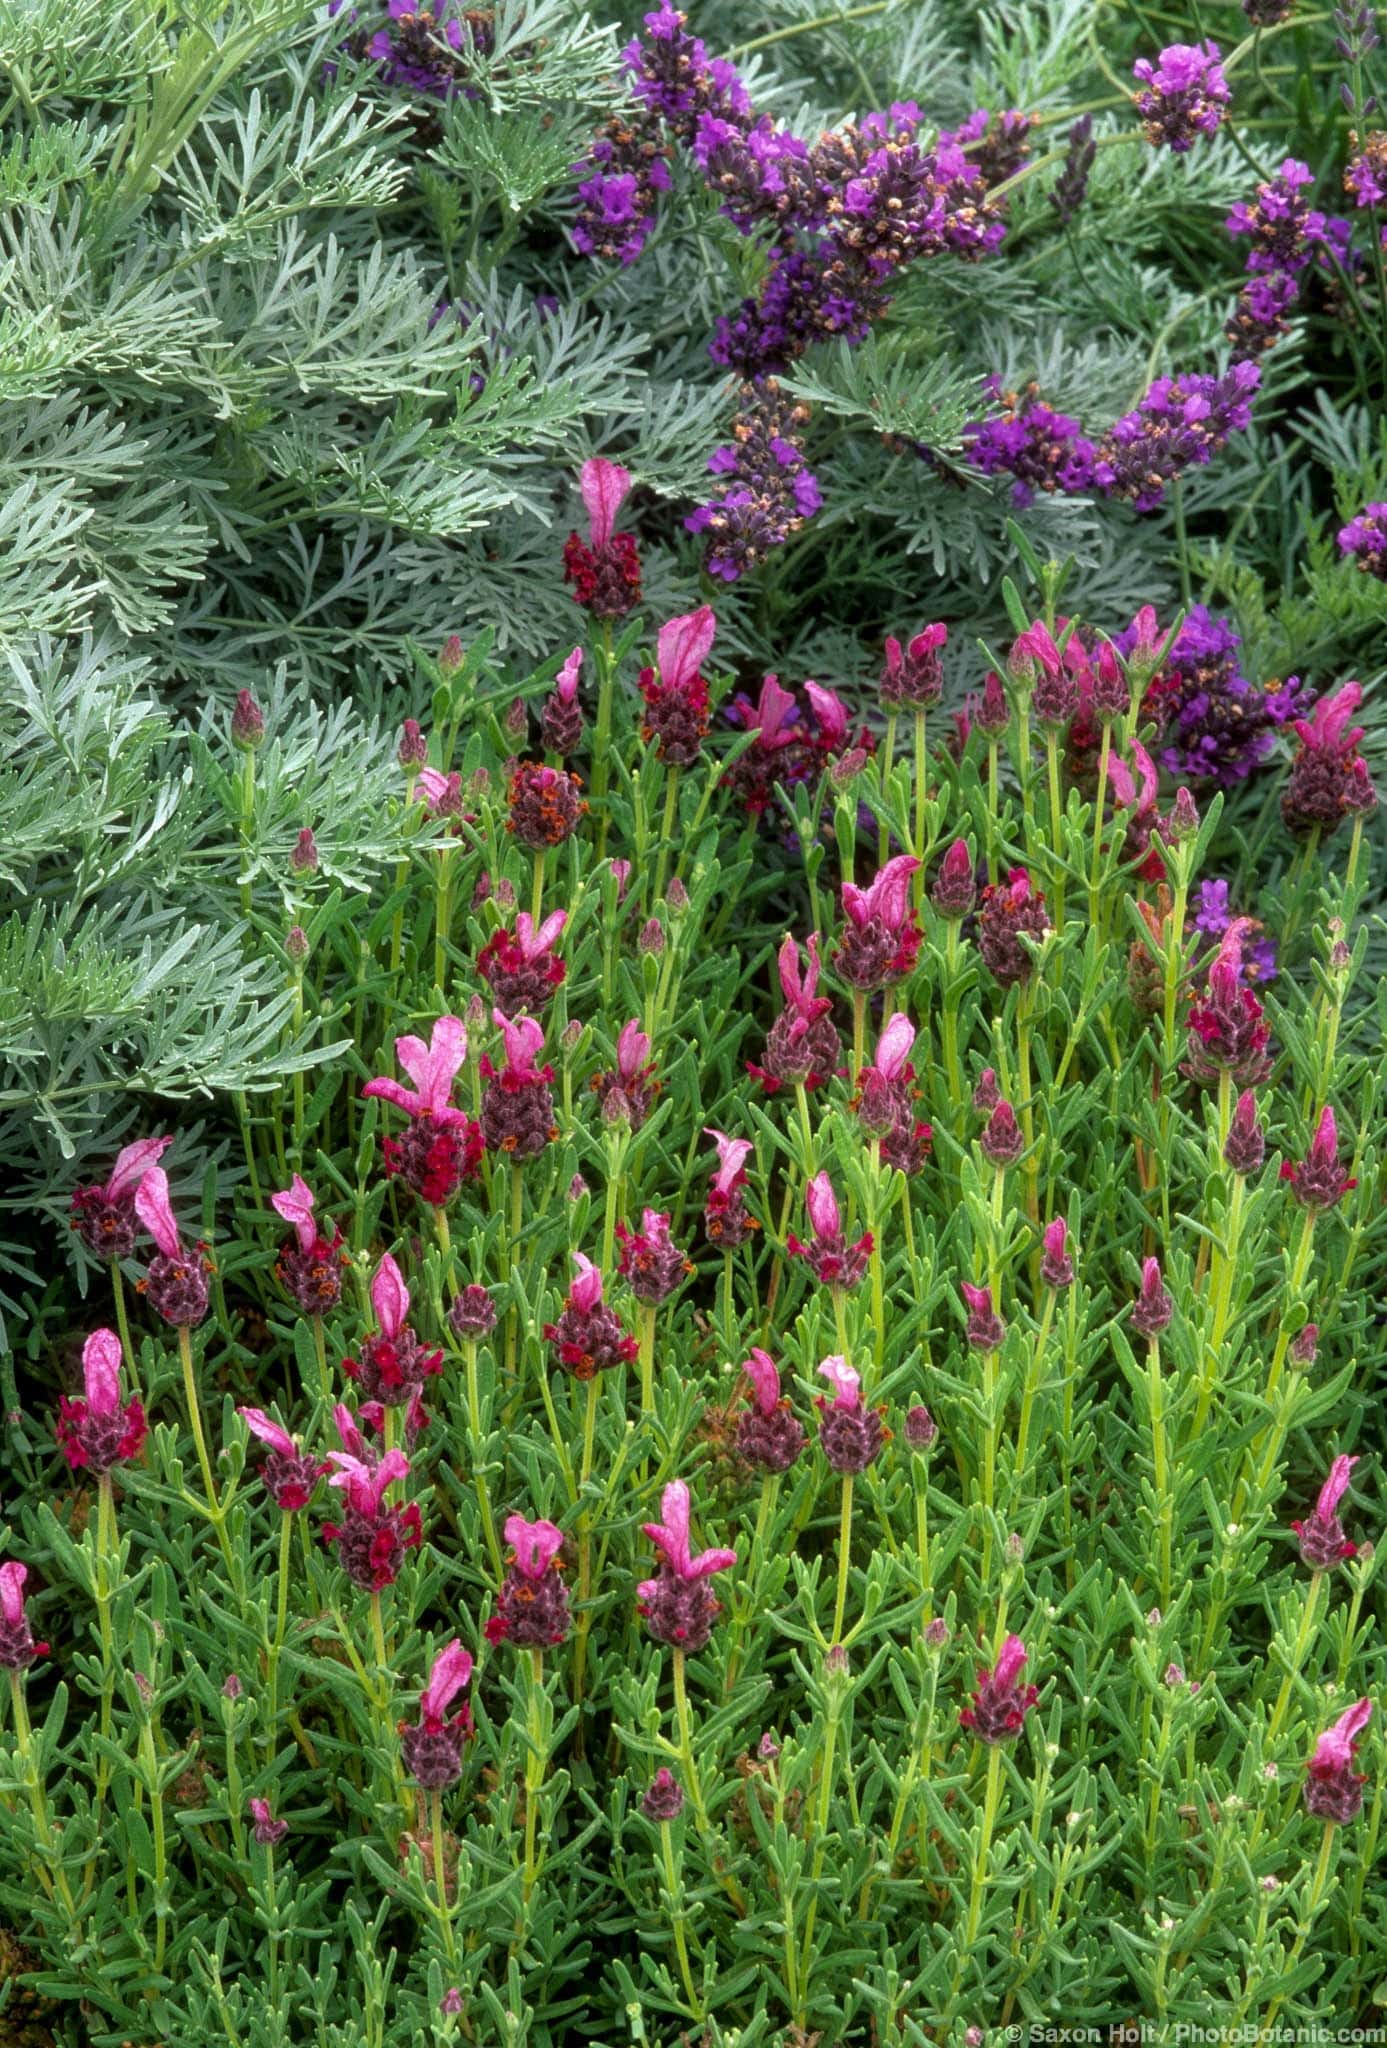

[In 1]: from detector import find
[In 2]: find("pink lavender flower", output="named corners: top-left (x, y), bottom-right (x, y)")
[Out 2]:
top-left (961, 1282), bottom-right (1006, 1353)
top-left (702, 1128), bottom-right (758, 1250)
top-left (507, 761), bottom-right (587, 850)
top-left (363, 1015), bottom-right (483, 1206)
top-left (931, 838), bottom-right (977, 919)
top-left (641, 1768), bottom-right (685, 1820)
top-left (686, 380), bottom-right (822, 583)
top-left (238, 1408), bottom-right (327, 1512)
top-left (879, 622), bottom-right (946, 707)
top-left (854, 1014), bottom-right (932, 1174)
top-left (1292, 1453), bottom-right (1359, 1570)
top-left (485, 1516), bottom-right (570, 1648)
top-left (836, 855), bottom-right (922, 990)
top-left (719, 672), bottom-right (833, 818)
top-left (960, 1633), bottom-right (1038, 1743)
top-left (478, 910), bottom-right (568, 1017)
top-left (1095, 364), bottom-right (1259, 512)
top-left (249, 1797), bottom-right (288, 1846)
top-left (1281, 681), bottom-right (1379, 835)
top-left (322, 1416), bottom-right (422, 1590)
top-left (540, 648), bottom-right (585, 756)
top-left (1280, 1106), bottom-right (1357, 1211)
top-left (736, 1348), bottom-right (806, 1472)
top-left (1304, 1699), bottom-right (1373, 1823)
top-left (977, 869), bottom-right (1050, 987)
top-left (747, 932), bottom-right (841, 1093)
top-left (479, 1011), bottom-right (558, 1161)
top-left (1224, 1091), bottom-right (1267, 1176)
top-left (1130, 1258), bottom-right (1174, 1337)
top-left (134, 1167), bottom-right (210, 1326)
top-left (0, 1563), bottom-right (48, 1672)
top-left (1132, 42), bottom-right (1231, 154)
top-left (640, 606), bottom-right (716, 765)
top-left (788, 1172), bottom-right (872, 1289)
top-left (544, 1254), bottom-right (639, 1381)
top-left (271, 1174), bottom-right (347, 1316)
top-left (416, 765), bottom-right (465, 819)
top-left (1040, 1218), bottom-right (1076, 1291)
top-left (562, 457), bottom-right (642, 618)
top-left (448, 1284), bottom-right (497, 1339)
top-left (638, 1479), bottom-right (737, 1653)
top-left (343, 1256), bottom-right (444, 1409)
top-left (591, 1018), bottom-right (661, 1130)
top-left (815, 1356), bottom-right (886, 1474)
top-left (399, 1639), bottom-right (474, 1788)
top-left (979, 1099), bottom-right (1024, 1168)
top-left (55, 1331), bottom-right (148, 1476)
top-left (615, 1209), bottom-right (692, 1304)
top-left (70, 1135), bottom-right (172, 1262)
top-left (1183, 921), bottom-right (1273, 1089)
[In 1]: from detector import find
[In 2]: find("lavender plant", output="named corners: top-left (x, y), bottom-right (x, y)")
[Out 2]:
top-left (1, 2), bottom-right (1387, 2044)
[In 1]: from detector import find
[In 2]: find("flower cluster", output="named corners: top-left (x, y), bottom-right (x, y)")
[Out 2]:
top-left (685, 381), bottom-right (822, 583)
top-left (55, 1330), bottom-right (147, 1475)
top-left (1280, 682), bottom-right (1378, 836)
top-left (1336, 502), bottom-right (1387, 580)
top-left (1225, 159), bottom-right (1349, 358)
top-left (562, 458), bottom-right (642, 620)
top-left (1132, 42), bottom-right (1231, 154)
top-left (486, 1518), bottom-right (570, 1648)
top-left (1094, 363), bottom-right (1260, 511)
top-left (1126, 605), bottom-right (1304, 790)
top-left (638, 1480), bottom-right (737, 1652)
top-left (329, 1), bottom-right (489, 99)
top-left (571, 112), bottom-right (672, 265)
top-left (364, 1016), bottom-right (484, 1207)
top-left (963, 379), bottom-right (1097, 506)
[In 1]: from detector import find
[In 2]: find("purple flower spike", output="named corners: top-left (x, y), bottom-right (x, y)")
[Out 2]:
top-left (1129, 1258), bottom-right (1174, 1337)
top-left (1132, 42), bottom-right (1231, 154)
top-left (1291, 1453), bottom-right (1359, 1571)
top-left (638, 1480), bottom-right (737, 1653)
top-left (1304, 1699), bottom-right (1372, 1823)
top-left (961, 1633), bottom-right (1038, 1743)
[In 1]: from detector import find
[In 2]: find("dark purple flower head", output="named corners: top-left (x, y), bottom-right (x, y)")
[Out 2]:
top-left (231, 689), bottom-right (265, 748)
top-left (1040, 1218), bottom-right (1076, 1290)
top-left (1280, 1106), bottom-right (1357, 1210)
top-left (239, 1408), bottom-right (328, 1512)
top-left (507, 762), bottom-right (586, 851)
top-left (616, 1208), bottom-right (692, 1304)
top-left (1345, 131), bottom-right (1387, 210)
top-left (641, 1767), bottom-right (685, 1821)
top-left (686, 381), bottom-right (821, 583)
top-left (835, 855), bottom-right (922, 990)
top-left (398, 717), bottom-right (428, 768)
top-left (1281, 681), bottom-right (1378, 836)
top-left (134, 1168), bottom-right (210, 1327)
top-left (622, 5), bottom-right (751, 140)
top-left (961, 1281), bottom-right (1006, 1353)
top-left (322, 1420), bottom-right (422, 1591)
top-left (903, 1403), bottom-right (937, 1450)
top-left (1049, 114), bottom-right (1096, 223)
top-left (1132, 41), bottom-right (1231, 154)
top-left (977, 868), bottom-right (1050, 986)
top-left (736, 1349), bottom-right (806, 1473)
top-left (544, 1254), bottom-right (639, 1379)
top-left (979, 1099), bottom-right (1024, 1168)
top-left (271, 1175), bottom-right (347, 1316)
top-left (486, 1516), bottom-right (570, 1648)
top-left (1184, 921), bottom-right (1273, 1088)
top-left (399, 1639), bottom-right (474, 1788)
top-left (1223, 1090), bottom-right (1266, 1176)
top-left (815, 1357), bottom-right (886, 1473)
top-left (1128, 605), bottom-right (1303, 791)
top-left (747, 932), bottom-right (841, 1093)
top-left (880, 622), bottom-right (946, 707)
top-left (572, 111), bottom-right (673, 265)
top-left (592, 1018), bottom-right (661, 1131)
top-left (343, 1256), bottom-right (444, 1409)
top-left (55, 1329), bottom-right (147, 1476)
top-left (1337, 501), bottom-right (1387, 582)
top-left (1291, 1454), bottom-right (1359, 1571)
top-left (960, 1633), bottom-right (1038, 1743)
top-left (963, 379), bottom-right (1096, 508)
top-left (478, 910), bottom-right (567, 1018)
top-left (1095, 364), bottom-right (1258, 511)
top-left (1130, 1257), bottom-right (1174, 1337)
top-left (449, 1285), bottom-right (497, 1339)
top-left (640, 606), bottom-right (716, 765)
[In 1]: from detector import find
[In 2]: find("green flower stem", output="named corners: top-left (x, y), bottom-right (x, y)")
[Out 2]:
top-left (1190, 1164), bottom-right (1244, 1441)
top-left (877, 713), bottom-right (896, 867)
top-left (1012, 1289), bottom-right (1055, 1490)
top-left (1045, 732), bottom-right (1066, 929)
top-left (110, 1262), bottom-right (141, 1403)
top-left (962, 1742), bottom-right (1004, 1956)
top-left (986, 742), bottom-right (1000, 884)
top-left (592, 621), bottom-right (616, 855)
top-left (178, 1326), bottom-right (237, 1579)
top-left (432, 1787), bottom-right (459, 1964)
top-left (911, 708), bottom-right (928, 879)
top-left (1147, 1332), bottom-right (1172, 1610)
top-left (1088, 726), bottom-right (1112, 927)
top-left (671, 1649), bottom-right (712, 1842)
top-left (137, 1711), bottom-right (170, 1971)
top-left (572, 1376), bottom-right (602, 1705)
top-left (464, 1338), bottom-right (502, 1583)
top-left (1237, 1209), bottom-right (1318, 1511)
top-left (653, 767), bottom-right (680, 902)
top-left (831, 1474), bottom-right (854, 1646)
top-left (659, 1817), bottom-right (702, 2018)
top-left (433, 847), bottom-right (452, 997)
top-left (724, 1471), bottom-right (779, 1691)
top-left (1254, 1822), bottom-right (1338, 2036)
top-left (530, 847), bottom-right (545, 925)
top-left (522, 1649), bottom-right (547, 1904)
top-left (8, 1671), bottom-right (79, 1920)
top-left (266, 1509), bottom-right (294, 1735)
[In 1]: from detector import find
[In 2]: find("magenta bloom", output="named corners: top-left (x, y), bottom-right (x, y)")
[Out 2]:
top-left (615, 1208), bottom-right (692, 1304)
top-left (239, 1407), bottom-right (327, 1512)
top-left (487, 1515), bottom-right (570, 1648)
top-left (1040, 1218), bottom-right (1075, 1290)
top-left (961, 1281), bottom-right (1006, 1353)
top-left (702, 1128), bottom-right (758, 1250)
top-left (0, 1562), bottom-right (49, 1672)
top-left (747, 932), bottom-right (841, 1093)
top-left (563, 458), bottom-right (642, 619)
top-left (977, 868), bottom-right (1050, 987)
top-left (788, 1171), bottom-right (872, 1290)
top-left (591, 1016), bottom-right (661, 1130)
top-left (736, 1348), bottom-right (805, 1473)
top-left (1292, 1453), bottom-right (1359, 1571)
top-left (836, 856), bottom-right (923, 990)
top-left (133, 1166), bottom-right (210, 1326)
top-left (70, 1135), bottom-right (172, 1261)
top-left (364, 1016), bottom-right (483, 1205)
top-left (54, 1329), bottom-right (147, 1476)
top-left (541, 647), bottom-right (585, 756)
top-left (979, 1098), bottom-right (1024, 1168)
top-left (507, 760), bottom-right (587, 850)
top-left (640, 605), bottom-right (716, 765)
top-left (478, 910), bottom-right (568, 1016)
top-left (1223, 1090), bottom-right (1266, 1176)
top-left (960, 1633), bottom-right (1039, 1743)
top-left (415, 765), bottom-right (465, 819)
top-left (880, 622), bottom-right (946, 708)
top-left (1280, 1106), bottom-right (1357, 1211)
top-left (322, 1419), bottom-right (421, 1591)
top-left (343, 1255), bottom-right (444, 1409)
top-left (1133, 41), bottom-right (1230, 153)
top-left (1130, 1257), bottom-right (1174, 1337)
top-left (854, 1013), bottom-right (932, 1174)
top-left (1183, 920), bottom-right (1272, 1090)
top-left (249, 1797), bottom-right (288, 1847)
top-left (544, 1253), bottom-right (639, 1380)
top-left (638, 1479), bottom-right (737, 1653)
top-left (815, 1355), bottom-right (885, 1474)
top-left (479, 1010), bottom-right (558, 1160)
top-left (271, 1174), bottom-right (346, 1316)
top-left (931, 838), bottom-right (976, 919)
top-left (400, 1638), bottom-right (474, 1789)
top-left (1304, 1699), bottom-right (1373, 1823)
top-left (1281, 681), bottom-right (1378, 836)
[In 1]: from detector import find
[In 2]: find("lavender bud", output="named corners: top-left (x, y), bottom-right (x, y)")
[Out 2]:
top-left (904, 1403), bottom-right (937, 1450)
top-left (439, 636), bottom-right (465, 674)
top-left (641, 1768), bottom-right (684, 1821)
top-left (638, 917), bottom-right (665, 955)
top-left (290, 827), bottom-right (319, 874)
top-left (231, 689), bottom-right (265, 748)
top-left (285, 925), bottom-right (310, 963)
top-left (398, 719), bottom-right (428, 768)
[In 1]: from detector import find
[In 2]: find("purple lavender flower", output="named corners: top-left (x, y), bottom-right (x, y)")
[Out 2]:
top-left (736, 1349), bottom-right (806, 1473)
top-left (1125, 605), bottom-right (1304, 789)
top-left (571, 112), bottom-right (673, 264)
top-left (330, 1), bottom-right (488, 99)
top-left (1095, 363), bottom-right (1260, 511)
top-left (1129, 1257), bottom-right (1174, 1337)
top-left (1338, 502), bottom-right (1387, 581)
top-left (685, 381), bottom-right (821, 582)
top-left (623, 5), bottom-right (751, 140)
top-left (1049, 114), bottom-right (1096, 223)
top-left (1132, 42), bottom-right (1231, 154)
top-left (963, 379), bottom-right (1097, 506)
top-left (1345, 132), bottom-right (1387, 209)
